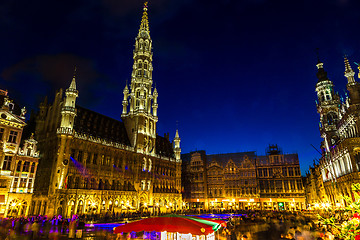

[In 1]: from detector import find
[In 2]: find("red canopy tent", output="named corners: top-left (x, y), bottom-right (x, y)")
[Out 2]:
top-left (113, 215), bottom-right (226, 235)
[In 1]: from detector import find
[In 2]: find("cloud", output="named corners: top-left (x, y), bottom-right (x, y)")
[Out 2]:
top-left (2, 53), bottom-right (99, 88)
top-left (1, 54), bottom-right (104, 109)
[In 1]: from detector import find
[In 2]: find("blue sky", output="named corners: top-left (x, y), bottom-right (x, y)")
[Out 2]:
top-left (1, 0), bottom-right (360, 174)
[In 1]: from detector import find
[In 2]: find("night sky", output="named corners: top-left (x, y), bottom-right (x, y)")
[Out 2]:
top-left (1, 0), bottom-right (360, 174)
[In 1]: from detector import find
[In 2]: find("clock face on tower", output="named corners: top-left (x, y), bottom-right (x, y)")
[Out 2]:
top-left (63, 159), bottom-right (69, 166)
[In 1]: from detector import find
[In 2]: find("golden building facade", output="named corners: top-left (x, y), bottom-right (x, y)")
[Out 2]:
top-left (304, 163), bottom-right (328, 209)
top-left (182, 145), bottom-right (305, 211)
top-left (0, 89), bottom-right (39, 217)
top-left (31, 3), bottom-right (182, 218)
top-left (312, 57), bottom-right (360, 208)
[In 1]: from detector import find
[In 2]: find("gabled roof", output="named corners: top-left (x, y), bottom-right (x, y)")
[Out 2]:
top-left (0, 110), bottom-right (26, 126)
top-left (73, 106), bottom-right (131, 147)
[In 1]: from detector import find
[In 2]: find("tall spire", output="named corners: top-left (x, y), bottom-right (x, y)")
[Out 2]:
top-left (344, 55), bottom-right (355, 85)
top-left (122, 2), bottom-right (157, 153)
top-left (70, 66), bottom-right (77, 90)
top-left (139, 2), bottom-right (150, 34)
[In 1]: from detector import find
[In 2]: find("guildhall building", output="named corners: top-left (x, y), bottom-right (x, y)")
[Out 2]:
top-left (182, 145), bottom-right (305, 211)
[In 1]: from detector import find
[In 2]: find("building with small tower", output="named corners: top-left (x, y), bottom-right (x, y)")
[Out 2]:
top-left (313, 56), bottom-right (360, 208)
top-left (31, 2), bottom-right (182, 218)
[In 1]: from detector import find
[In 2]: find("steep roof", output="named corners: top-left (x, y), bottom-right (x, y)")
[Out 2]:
top-left (155, 135), bottom-right (174, 158)
top-left (207, 151), bottom-right (256, 167)
top-left (73, 106), bottom-right (131, 147)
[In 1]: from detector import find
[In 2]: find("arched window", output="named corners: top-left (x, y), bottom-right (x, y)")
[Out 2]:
top-left (325, 91), bottom-right (331, 101)
top-left (143, 158), bottom-right (147, 171)
top-left (320, 92), bottom-right (325, 102)
top-left (148, 159), bottom-right (152, 172)
top-left (327, 112), bottom-right (338, 125)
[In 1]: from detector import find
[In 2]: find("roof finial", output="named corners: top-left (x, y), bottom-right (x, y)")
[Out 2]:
top-left (139, 1), bottom-right (149, 32)
top-left (144, 1), bottom-right (148, 11)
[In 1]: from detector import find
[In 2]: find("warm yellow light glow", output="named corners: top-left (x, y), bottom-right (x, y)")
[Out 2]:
top-left (197, 199), bottom-right (199, 202)
top-left (232, 199), bottom-right (235, 202)
top-left (115, 201), bottom-right (118, 206)
top-left (315, 203), bottom-right (320, 208)
top-left (91, 202), bottom-right (96, 207)
top-left (11, 202), bottom-right (16, 207)
top-left (109, 200), bottom-right (112, 205)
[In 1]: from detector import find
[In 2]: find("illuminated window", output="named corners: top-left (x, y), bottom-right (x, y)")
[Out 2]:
top-left (12, 178), bottom-right (18, 189)
top-left (20, 178), bottom-right (27, 188)
top-left (27, 179), bottom-right (33, 189)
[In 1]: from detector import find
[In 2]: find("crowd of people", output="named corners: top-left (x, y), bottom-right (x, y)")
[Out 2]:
top-left (0, 210), bottom-right (350, 240)
top-left (219, 210), bottom-right (342, 240)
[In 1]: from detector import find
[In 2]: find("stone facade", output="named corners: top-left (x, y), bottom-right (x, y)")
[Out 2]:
top-left (304, 56), bottom-right (360, 209)
top-left (182, 145), bottom-right (305, 211)
top-left (0, 89), bottom-right (39, 217)
top-left (30, 3), bottom-right (182, 218)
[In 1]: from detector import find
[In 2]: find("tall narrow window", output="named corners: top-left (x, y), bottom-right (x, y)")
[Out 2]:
top-left (28, 179), bottom-right (33, 189)
top-left (3, 156), bottom-right (12, 170)
top-left (12, 178), bottom-right (18, 189)
top-left (8, 131), bottom-right (18, 143)
top-left (16, 161), bottom-right (21, 172)
top-left (30, 163), bottom-right (35, 173)
top-left (0, 128), bottom-right (4, 140)
top-left (78, 151), bottom-right (83, 162)
top-left (23, 162), bottom-right (30, 172)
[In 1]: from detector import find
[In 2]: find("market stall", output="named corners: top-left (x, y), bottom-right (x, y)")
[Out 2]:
top-left (113, 214), bottom-right (226, 240)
